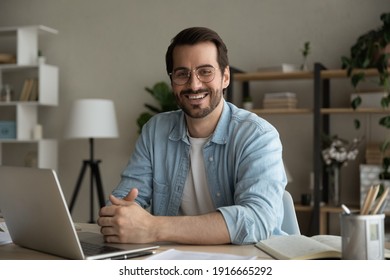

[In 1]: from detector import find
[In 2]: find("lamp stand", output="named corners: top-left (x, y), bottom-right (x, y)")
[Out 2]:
top-left (69, 138), bottom-right (106, 223)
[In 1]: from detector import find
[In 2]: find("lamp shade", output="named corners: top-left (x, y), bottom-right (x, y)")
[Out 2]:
top-left (65, 99), bottom-right (119, 139)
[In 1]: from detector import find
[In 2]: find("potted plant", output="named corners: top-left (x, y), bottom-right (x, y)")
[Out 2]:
top-left (136, 81), bottom-right (178, 133)
top-left (242, 95), bottom-right (253, 110)
top-left (341, 12), bottom-right (390, 178)
top-left (300, 41), bottom-right (311, 71)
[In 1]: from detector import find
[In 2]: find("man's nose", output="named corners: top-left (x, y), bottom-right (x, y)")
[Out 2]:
top-left (187, 71), bottom-right (203, 89)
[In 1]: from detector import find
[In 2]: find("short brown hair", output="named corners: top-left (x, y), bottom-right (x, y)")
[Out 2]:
top-left (165, 27), bottom-right (229, 77)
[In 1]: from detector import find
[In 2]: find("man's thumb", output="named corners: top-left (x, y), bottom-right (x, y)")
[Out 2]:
top-left (124, 188), bottom-right (138, 202)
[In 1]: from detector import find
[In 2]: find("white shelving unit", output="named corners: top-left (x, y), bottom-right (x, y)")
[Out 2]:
top-left (0, 25), bottom-right (58, 171)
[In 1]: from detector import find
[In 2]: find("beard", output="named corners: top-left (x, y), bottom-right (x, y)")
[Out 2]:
top-left (175, 87), bottom-right (223, 119)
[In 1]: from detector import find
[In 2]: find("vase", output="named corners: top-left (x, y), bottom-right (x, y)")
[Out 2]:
top-left (328, 165), bottom-right (341, 206)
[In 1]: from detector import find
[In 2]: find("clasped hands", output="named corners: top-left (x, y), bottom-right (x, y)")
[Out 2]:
top-left (97, 188), bottom-right (157, 244)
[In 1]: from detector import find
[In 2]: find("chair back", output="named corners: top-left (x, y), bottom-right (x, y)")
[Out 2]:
top-left (281, 190), bottom-right (301, 235)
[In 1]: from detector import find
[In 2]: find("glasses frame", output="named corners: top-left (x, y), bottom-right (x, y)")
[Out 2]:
top-left (169, 65), bottom-right (219, 86)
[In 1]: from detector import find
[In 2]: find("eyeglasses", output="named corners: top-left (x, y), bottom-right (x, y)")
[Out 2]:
top-left (169, 66), bottom-right (218, 85)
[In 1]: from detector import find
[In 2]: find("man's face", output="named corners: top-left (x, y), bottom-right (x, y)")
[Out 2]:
top-left (171, 42), bottom-right (229, 119)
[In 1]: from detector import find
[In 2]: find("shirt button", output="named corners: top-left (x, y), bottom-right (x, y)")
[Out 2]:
top-left (216, 192), bottom-right (221, 197)
top-left (209, 157), bottom-right (213, 162)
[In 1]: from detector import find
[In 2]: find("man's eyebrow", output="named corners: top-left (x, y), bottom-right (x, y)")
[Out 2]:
top-left (173, 64), bottom-right (214, 71)
top-left (173, 66), bottom-right (188, 71)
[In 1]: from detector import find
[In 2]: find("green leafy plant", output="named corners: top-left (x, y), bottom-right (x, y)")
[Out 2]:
top-left (342, 12), bottom-right (390, 124)
top-left (242, 95), bottom-right (252, 103)
top-left (341, 12), bottom-right (390, 178)
top-left (136, 81), bottom-right (178, 133)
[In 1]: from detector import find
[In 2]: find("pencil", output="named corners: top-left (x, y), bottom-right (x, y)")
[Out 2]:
top-left (361, 185), bottom-right (380, 215)
top-left (361, 186), bottom-right (374, 215)
top-left (368, 185), bottom-right (380, 214)
top-left (371, 187), bottom-right (389, 215)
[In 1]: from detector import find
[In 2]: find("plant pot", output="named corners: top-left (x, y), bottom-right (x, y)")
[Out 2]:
top-left (243, 101), bottom-right (253, 110)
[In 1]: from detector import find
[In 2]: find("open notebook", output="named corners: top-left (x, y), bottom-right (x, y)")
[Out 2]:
top-left (0, 166), bottom-right (158, 259)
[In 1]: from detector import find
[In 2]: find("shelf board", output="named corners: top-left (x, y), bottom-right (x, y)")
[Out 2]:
top-left (234, 71), bottom-right (313, 81)
top-left (0, 101), bottom-right (39, 106)
top-left (295, 204), bottom-right (360, 213)
top-left (0, 139), bottom-right (38, 143)
top-left (0, 139), bottom-right (56, 143)
top-left (320, 68), bottom-right (381, 79)
top-left (321, 108), bottom-right (390, 114)
top-left (0, 64), bottom-right (38, 71)
top-left (233, 68), bottom-right (383, 81)
top-left (0, 25), bottom-right (58, 35)
top-left (250, 108), bottom-right (312, 115)
top-left (247, 108), bottom-right (390, 115)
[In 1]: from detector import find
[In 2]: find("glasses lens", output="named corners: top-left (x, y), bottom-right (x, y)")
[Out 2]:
top-left (196, 66), bottom-right (215, 83)
top-left (172, 69), bottom-right (189, 85)
top-left (172, 66), bottom-right (216, 85)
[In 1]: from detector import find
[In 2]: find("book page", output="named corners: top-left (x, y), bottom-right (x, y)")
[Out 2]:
top-left (311, 235), bottom-right (341, 251)
top-left (255, 235), bottom-right (341, 260)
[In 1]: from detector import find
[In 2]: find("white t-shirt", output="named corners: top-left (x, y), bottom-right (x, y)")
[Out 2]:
top-left (179, 135), bottom-right (215, 215)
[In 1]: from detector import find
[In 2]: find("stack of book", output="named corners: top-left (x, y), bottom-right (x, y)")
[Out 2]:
top-left (0, 53), bottom-right (16, 64)
top-left (365, 142), bottom-right (390, 165)
top-left (262, 92), bottom-right (298, 109)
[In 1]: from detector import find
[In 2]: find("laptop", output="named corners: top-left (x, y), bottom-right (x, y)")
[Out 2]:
top-left (0, 166), bottom-right (159, 259)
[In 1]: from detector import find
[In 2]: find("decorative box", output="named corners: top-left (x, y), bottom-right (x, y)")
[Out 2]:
top-left (360, 164), bottom-right (390, 213)
top-left (0, 121), bottom-right (16, 139)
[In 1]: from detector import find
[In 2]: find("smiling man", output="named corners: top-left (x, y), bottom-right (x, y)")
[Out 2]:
top-left (98, 27), bottom-right (287, 245)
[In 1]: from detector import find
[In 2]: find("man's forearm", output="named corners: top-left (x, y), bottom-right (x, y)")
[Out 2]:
top-left (154, 211), bottom-right (231, 244)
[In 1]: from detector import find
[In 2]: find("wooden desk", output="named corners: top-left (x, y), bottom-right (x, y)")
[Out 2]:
top-left (0, 222), bottom-right (272, 260)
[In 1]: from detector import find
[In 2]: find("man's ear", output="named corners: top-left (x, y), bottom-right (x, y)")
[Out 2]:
top-left (222, 66), bottom-right (230, 89)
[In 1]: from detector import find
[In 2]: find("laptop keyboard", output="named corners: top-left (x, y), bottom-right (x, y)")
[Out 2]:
top-left (80, 241), bottom-right (122, 256)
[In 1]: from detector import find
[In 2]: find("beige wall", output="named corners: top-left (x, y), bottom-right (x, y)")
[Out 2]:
top-left (0, 0), bottom-right (388, 223)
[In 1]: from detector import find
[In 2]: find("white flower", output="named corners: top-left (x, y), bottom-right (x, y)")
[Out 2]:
top-left (322, 135), bottom-right (361, 167)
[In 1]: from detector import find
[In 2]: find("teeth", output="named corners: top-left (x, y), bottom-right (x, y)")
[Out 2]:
top-left (188, 94), bottom-right (206, 100)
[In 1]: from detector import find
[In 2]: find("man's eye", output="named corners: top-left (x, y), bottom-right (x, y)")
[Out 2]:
top-left (175, 71), bottom-right (189, 78)
top-left (198, 69), bottom-right (212, 76)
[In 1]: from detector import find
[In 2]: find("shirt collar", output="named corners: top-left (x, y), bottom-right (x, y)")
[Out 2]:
top-left (168, 100), bottom-right (230, 145)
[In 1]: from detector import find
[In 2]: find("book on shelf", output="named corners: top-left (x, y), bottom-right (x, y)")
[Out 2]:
top-left (19, 79), bottom-right (32, 101)
top-left (263, 99), bottom-right (298, 107)
top-left (257, 63), bottom-right (300, 73)
top-left (255, 235), bottom-right (342, 260)
top-left (29, 79), bottom-right (39, 101)
top-left (0, 53), bottom-right (16, 64)
top-left (263, 92), bottom-right (297, 99)
top-left (365, 142), bottom-right (390, 165)
top-left (262, 92), bottom-right (298, 109)
top-left (19, 79), bottom-right (38, 101)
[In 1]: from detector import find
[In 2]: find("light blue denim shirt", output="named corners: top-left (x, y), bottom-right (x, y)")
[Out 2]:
top-left (112, 100), bottom-right (287, 244)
